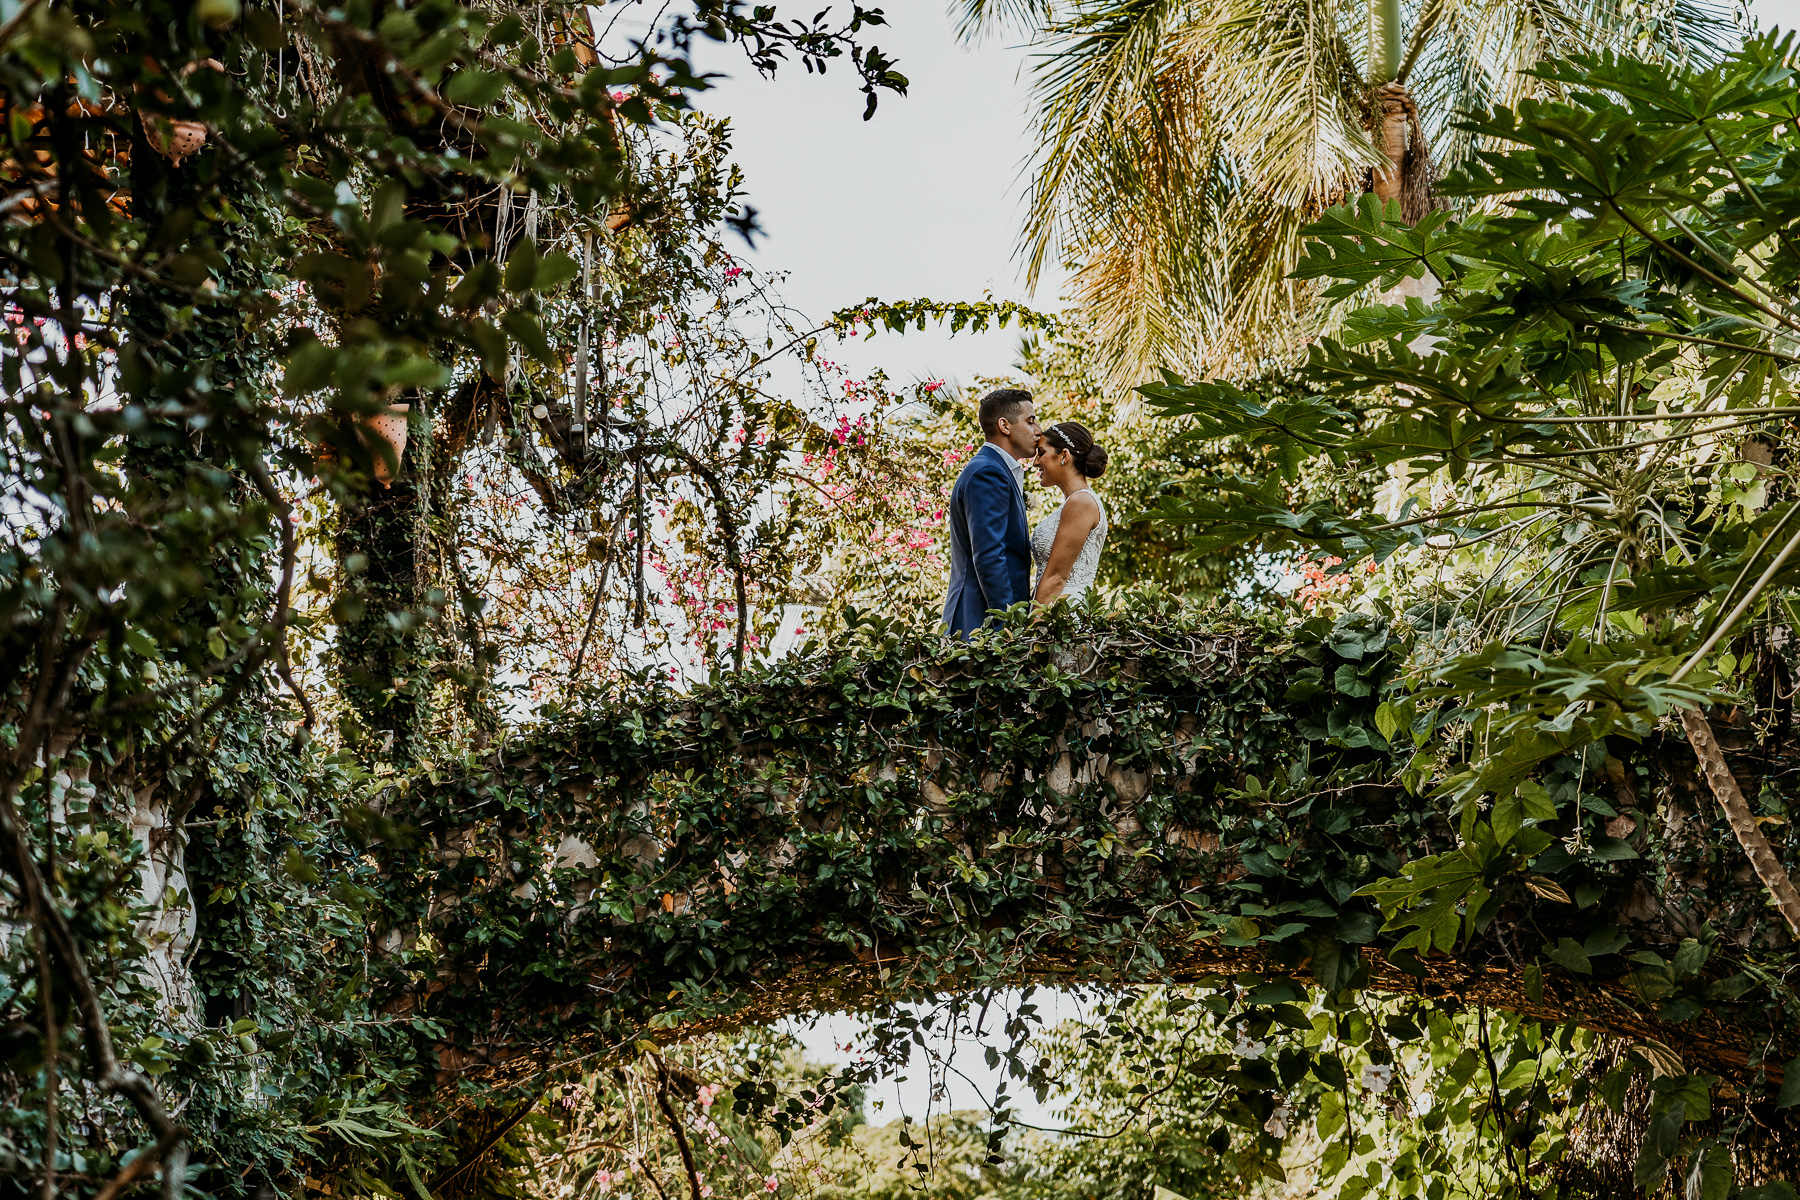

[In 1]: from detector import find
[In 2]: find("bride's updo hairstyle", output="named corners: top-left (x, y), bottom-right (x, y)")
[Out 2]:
top-left (1043, 421), bottom-right (1109, 479)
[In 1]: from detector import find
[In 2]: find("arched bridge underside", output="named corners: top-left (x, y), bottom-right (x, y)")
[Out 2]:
top-left (362, 613), bottom-right (1793, 1094)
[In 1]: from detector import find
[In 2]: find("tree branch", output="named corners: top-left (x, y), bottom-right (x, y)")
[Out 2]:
top-left (90, 1126), bottom-right (186, 1200)
top-left (652, 1061), bottom-right (704, 1200)
top-left (1678, 706), bottom-right (1800, 938)
top-left (240, 455), bottom-right (317, 727)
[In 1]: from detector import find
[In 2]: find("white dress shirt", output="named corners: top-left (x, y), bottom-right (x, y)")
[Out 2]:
top-left (979, 442), bottom-right (1027, 497)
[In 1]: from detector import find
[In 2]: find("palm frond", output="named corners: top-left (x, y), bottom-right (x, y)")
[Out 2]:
top-left (1022, 0), bottom-right (1376, 385)
top-left (1198, 0), bottom-right (1372, 207)
top-left (1408, 0), bottom-right (1733, 170)
top-left (1012, 0), bottom-right (1734, 387)
top-left (1019, 0), bottom-right (1193, 286)
top-left (953, 0), bottom-right (1058, 43)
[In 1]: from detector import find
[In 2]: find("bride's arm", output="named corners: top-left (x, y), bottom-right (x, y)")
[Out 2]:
top-left (1033, 493), bottom-right (1101, 604)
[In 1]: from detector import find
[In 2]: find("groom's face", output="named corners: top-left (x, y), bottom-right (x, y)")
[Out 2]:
top-left (996, 402), bottom-right (1040, 460)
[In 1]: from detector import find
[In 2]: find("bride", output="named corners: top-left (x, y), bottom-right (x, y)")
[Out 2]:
top-left (1030, 421), bottom-right (1110, 606)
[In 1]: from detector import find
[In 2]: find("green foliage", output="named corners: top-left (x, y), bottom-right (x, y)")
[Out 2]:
top-left (1014, 988), bottom-right (1633, 1200)
top-left (1141, 37), bottom-right (1800, 930)
top-left (975, 0), bottom-right (1731, 392)
top-left (0, 0), bottom-right (918, 1195)
top-left (1144, 39), bottom-right (1800, 621)
top-left (501, 1033), bottom-right (868, 1200)
top-left (314, 595), bottom-right (1800, 1200)
top-left (830, 298), bottom-right (1063, 339)
top-left (1131, 38), bottom-right (1800, 1197)
top-left (14, 6), bottom-right (1800, 1200)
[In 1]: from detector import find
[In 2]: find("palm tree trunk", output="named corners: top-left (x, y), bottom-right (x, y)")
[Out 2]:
top-left (1369, 0), bottom-right (1401, 84)
top-left (1370, 81), bottom-right (1412, 209)
top-left (1368, 68), bottom-right (1438, 308)
top-left (1365, 0), bottom-right (1434, 226)
top-left (1678, 706), bottom-right (1800, 938)
top-left (1368, 0), bottom-right (1404, 205)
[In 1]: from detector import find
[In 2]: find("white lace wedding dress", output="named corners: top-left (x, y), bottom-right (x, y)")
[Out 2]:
top-left (1030, 488), bottom-right (1109, 604)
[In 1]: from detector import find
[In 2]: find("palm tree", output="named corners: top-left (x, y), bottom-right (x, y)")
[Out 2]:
top-left (966, 0), bottom-right (1732, 394)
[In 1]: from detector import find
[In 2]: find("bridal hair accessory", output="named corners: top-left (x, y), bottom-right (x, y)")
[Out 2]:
top-left (1043, 421), bottom-right (1109, 479)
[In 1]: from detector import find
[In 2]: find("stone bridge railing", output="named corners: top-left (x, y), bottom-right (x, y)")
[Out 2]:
top-left (356, 610), bottom-right (1793, 1093)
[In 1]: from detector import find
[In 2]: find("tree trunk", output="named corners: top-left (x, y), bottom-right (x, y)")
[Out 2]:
top-left (1679, 705), bottom-right (1800, 938)
top-left (334, 428), bottom-right (433, 760)
top-left (1368, 0), bottom-right (1402, 84)
top-left (1367, 72), bottom-right (1440, 327)
top-left (1371, 83), bottom-right (1408, 206)
top-left (118, 130), bottom-right (275, 1025)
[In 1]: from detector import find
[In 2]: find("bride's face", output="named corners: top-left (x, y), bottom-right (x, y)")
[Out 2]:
top-left (1034, 438), bottom-right (1075, 487)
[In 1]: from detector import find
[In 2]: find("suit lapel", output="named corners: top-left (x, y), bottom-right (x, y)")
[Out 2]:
top-left (981, 444), bottom-right (1024, 521)
top-left (1003, 452), bottom-right (1026, 527)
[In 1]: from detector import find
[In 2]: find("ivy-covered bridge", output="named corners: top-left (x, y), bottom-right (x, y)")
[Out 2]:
top-left (358, 607), bottom-right (1793, 1093)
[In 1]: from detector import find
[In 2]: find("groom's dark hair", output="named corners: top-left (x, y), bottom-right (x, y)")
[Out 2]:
top-left (978, 387), bottom-right (1032, 438)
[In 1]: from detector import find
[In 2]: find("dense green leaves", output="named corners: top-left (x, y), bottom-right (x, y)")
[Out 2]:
top-left (0, 0), bottom-right (914, 1194)
top-left (1132, 39), bottom-right (1800, 1198)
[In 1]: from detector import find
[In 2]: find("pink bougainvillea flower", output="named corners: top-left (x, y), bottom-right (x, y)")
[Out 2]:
top-left (923, 379), bottom-right (944, 393)
top-left (724, 266), bottom-right (743, 278)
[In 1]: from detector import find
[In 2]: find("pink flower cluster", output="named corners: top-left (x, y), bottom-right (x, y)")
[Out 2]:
top-left (831, 414), bottom-right (868, 447)
top-left (875, 470), bottom-right (948, 567)
top-left (1288, 553), bottom-right (1376, 611)
top-left (690, 1109), bottom-right (730, 1149)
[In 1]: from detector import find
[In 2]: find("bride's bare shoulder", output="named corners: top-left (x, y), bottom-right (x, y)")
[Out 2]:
top-left (1061, 490), bottom-right (1101, 526)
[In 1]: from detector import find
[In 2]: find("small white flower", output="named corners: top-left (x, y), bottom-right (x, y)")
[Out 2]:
top-left (1232, 1031), bottom-right (1267, 1060)
top-left (1264, 1102), bottom-right (1290, 1138)
top-left (1361, 1063), bottom-right (1396, 1094)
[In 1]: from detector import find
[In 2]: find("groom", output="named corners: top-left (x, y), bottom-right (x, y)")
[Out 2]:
top-left (943, 387), bottom-right (1039, 638)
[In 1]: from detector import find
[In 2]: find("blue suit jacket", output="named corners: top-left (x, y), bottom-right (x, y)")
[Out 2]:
top-left (942, 444), bottom-right (1031, 638)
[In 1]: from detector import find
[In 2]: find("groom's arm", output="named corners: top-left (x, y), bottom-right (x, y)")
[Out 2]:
top-left (966, 462), bottom-right (1021, 615)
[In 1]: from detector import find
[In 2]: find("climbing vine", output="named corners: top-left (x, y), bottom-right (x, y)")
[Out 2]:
top-left (10, 8), bottom-right (1800, 1200)
top-left (324, 594), bottom-right (1800, 1192)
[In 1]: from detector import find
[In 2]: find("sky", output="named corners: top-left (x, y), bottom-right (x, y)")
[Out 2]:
top-left (687, 0), bottom-right (1800, 392)
top-left (685, 0), bottom-right (1800, 1129)
top-left (687, 11), bottom-right (1063, 390)
top-left (1763, 0), bottom-right (1800, 28)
